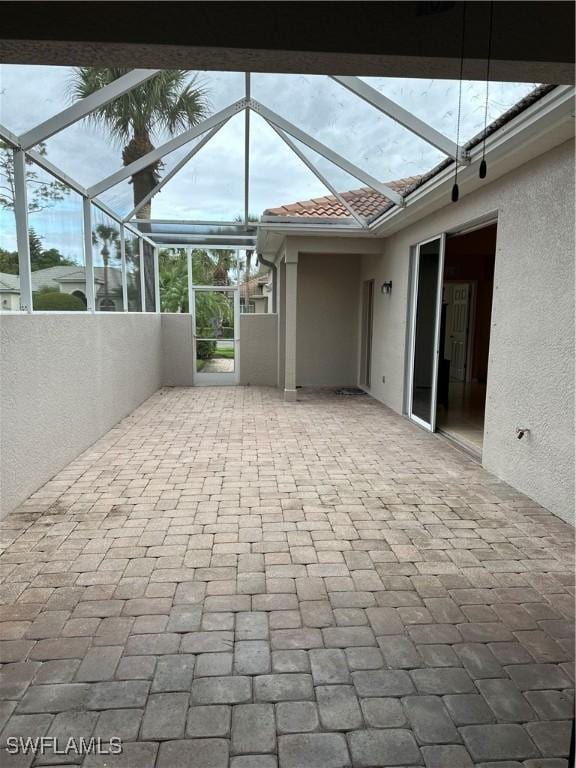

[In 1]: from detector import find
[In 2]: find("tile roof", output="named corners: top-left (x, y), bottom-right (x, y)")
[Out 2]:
top-left (0, 273), bottom-right (20, 291)
top-left (263, 178), bottom-right (422, 221)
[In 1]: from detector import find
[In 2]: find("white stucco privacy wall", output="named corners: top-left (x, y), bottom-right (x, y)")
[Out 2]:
top-left (0, 314), bottom-right (162, 518)
top-left (361, 140), bottom-right (575, 523)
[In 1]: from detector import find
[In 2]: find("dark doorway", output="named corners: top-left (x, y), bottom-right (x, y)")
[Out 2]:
top-left (436, 223), bottom-right (497, 453)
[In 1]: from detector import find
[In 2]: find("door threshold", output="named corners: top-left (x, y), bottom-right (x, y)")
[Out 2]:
top-left (437, 428), bottom-right (483, 461)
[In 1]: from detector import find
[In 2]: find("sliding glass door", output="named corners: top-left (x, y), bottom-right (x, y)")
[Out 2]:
top-left (408, 235), bottom-right (445, 431)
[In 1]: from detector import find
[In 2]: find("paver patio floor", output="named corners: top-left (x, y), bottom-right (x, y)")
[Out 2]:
top-left (0, 386), bottom-right (574, 767)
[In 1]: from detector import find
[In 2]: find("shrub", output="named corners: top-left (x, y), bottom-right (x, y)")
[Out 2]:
top-left (196, 339), bottom-right (217, 359)
top-left (33, 291), bottom-right (86, 311)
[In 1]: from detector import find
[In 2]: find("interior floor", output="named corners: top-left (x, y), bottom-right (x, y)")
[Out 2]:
top-left (437, 381), bottom-right (487, 451)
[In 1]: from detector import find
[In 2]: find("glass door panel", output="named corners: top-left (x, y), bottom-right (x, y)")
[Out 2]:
top-left (194, 290), bottom-right (237, 379)
top-left (408, 236), bottom-right (445, 430)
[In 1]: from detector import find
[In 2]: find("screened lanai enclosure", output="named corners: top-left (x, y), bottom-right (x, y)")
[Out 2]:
top-left (1, 66), bottom-right (537, 317)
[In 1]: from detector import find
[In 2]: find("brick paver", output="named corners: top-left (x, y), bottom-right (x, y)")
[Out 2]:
top-left (0, 386), bottom-right (573, 767)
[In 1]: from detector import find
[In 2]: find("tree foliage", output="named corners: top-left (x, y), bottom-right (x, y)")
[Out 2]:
top-left (159, 248), bottom-right (235, 345)
top-left (0, 141), bottom-right (69, 214)
top-left (91, 223), bottom-right (120, 258)
top-left (158, 249), bottom-right (189, 312)
top-left (0, 229), bottom-right (76, 274)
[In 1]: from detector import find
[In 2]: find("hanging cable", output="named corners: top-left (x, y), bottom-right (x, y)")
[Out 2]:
top-left (452, 1), bottom-right (467, 203)
top-left (479, 1), bottom-right (494, 179)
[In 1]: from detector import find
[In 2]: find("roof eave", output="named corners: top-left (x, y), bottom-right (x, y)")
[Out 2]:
top-left (369, 85), bottom-right (574, 236)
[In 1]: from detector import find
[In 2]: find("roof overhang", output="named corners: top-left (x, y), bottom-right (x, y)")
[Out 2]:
top-left (1, 3), bottom-right (573, 84)
top-left (370, 84), bottom-right (575, 236)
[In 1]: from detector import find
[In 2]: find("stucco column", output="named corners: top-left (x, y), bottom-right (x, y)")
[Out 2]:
top-left (284, 246), bottom-right (298, 401)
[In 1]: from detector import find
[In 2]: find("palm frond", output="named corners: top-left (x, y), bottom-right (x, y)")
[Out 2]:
top-left (69, 68), bottom-right (209, 146)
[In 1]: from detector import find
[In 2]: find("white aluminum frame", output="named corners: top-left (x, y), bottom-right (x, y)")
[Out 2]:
top-left (139, 236), bottom-right (146, 312)
top-left (186, 248), bottom-right (194, 314)
top-left (158, 246), bottom-right (241, 384)
top-left (0, 122), bottom-right (21, 147)
top-left (82, 197), bottom-right (95, 312)
top-left (27, 149), bottom-right (88, 197)
top-left (155, 242), bottom-right (255, 251)
top-left (128, 219), bottom-right (252, 227)
top-left (406, 233), bottom-right (446, 432)
top-left (6, 64), bottom-right (544, 318)
top-left (88, 99), bottom-right (248, 197)
top-left (124, 121), bottom-right (230, 221)
top-left (268, 123), bottom-right (367, 228)
top-left (192, 276), bottom-right (241, 387)
top-left (331, 76), bottom-right (466, 161)
top-left (20, 69), bottom-right (161, 150)
top-left (145, 233), bottom-right (255, 242)
top-left (244, 73), bottom-right (251, 225)
top-left (120, 226), bottom-right (128, 311)
top-left (250, 99), bottom-right (405, 206)
top-left (13, 149), bottom-right (33, 312)
top-left (153, 247), bottom-right (160, 312)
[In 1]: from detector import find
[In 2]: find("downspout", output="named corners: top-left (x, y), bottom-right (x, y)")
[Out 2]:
top-left (257, 253), bottom-right (277, 313)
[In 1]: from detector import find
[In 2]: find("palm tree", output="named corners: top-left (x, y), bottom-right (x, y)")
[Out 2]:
top-left (159, 248), bottom-right (189, 312)
top-left (233, 214), bottom-right (258, 286)
top-left (70, 69), bottom-right (208, 221)
top-left (92, 223), bottom-right (120, 306)
top-left (212, 249), bottom-right (236, 286)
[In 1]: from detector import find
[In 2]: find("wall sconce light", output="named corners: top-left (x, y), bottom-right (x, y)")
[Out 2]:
top-left (381, 281), bottom-right (393, 295)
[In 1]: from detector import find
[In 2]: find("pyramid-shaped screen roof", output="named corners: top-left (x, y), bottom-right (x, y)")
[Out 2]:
top-left (0, 66), bottom-right (543, 249)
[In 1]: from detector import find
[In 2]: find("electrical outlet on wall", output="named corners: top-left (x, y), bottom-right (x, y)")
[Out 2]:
top-left (382, 376), bottom-right (386, 383)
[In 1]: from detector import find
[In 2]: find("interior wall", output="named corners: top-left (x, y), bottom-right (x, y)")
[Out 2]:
top-left (361, 139), bottom-right (575, 523)
top-left (297, 253), bottom-right (360, 387)
top-left (0, 314), bottom-right (162, 519)
top-left (444, 226), bottom-right (496, 382)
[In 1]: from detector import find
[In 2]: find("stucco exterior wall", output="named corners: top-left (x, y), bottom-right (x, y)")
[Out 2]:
top-left (239, 314), bottom-right (278, 386)
top-left (0, 313), bottom-right (162, 518)
top-left (0, 294), bottom-right (21, 312)
top-left (161, 314), bottom-right (194, 386)
top-left (297, 253), bottom-right (361, 387)
top-left (361, 139), bottom-right (574, 522)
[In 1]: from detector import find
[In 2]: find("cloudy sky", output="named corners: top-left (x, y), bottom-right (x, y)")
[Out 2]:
top-left (1, 65), bottom-right (536, 261)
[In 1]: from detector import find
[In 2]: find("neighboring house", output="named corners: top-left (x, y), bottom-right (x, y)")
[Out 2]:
top-left (0, 266), bottom-right (124, 311)
top-left (240, 272), bottom-right (272, 313)
top-left (0, 272), bottom-right (21, 311)
top-left (254, 84), bottom-right (574, 524)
